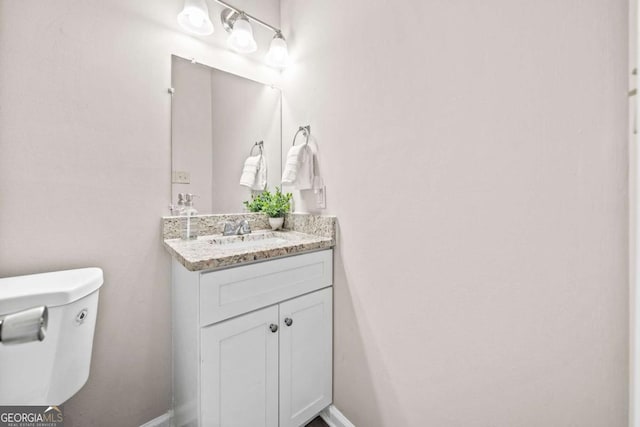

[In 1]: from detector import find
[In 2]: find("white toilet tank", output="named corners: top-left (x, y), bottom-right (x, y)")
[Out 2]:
top-left (0, 268), bottom-right (103, 405)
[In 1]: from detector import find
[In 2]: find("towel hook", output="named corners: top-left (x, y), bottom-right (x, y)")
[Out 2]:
top-left (292, 125), bottom-right (311, 147)
top-left (249, 140), bottom-right (264, 156)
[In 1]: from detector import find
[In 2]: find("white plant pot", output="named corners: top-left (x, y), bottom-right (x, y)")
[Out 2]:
top-left (269, 217), bottom-right (284, 230)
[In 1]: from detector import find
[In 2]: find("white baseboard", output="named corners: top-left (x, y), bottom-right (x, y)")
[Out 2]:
top-left (139, 406), bottom-right (351, 427)
top-left (140, 410), bottom-right (173, 427)
top-left (320, 405), bottom-right (355, 427)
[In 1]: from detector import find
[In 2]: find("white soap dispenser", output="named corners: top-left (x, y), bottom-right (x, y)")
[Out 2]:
top-left (170, 193), bottom-right (186, 216)
top-left (180, 193), bottom-right (199, 240)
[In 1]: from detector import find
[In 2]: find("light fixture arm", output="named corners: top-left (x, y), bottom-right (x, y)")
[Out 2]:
top-left (213, 0), bottom-right (282, 34)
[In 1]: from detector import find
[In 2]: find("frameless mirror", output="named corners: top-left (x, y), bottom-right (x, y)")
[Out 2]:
top-left (171, 55), bottom-right (282, 214)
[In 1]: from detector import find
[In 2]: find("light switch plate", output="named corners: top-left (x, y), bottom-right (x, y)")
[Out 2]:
top-left (316, 186), bottom-right (326, 209)
top-left (172, 171), bottom-right (190, 184)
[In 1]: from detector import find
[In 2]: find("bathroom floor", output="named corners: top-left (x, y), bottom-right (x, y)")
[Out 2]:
top-left (305, 417), bottom-right (329, 427)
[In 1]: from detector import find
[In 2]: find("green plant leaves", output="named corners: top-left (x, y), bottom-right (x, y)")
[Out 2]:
top-left (243, 187), bottom-right (292, 218)
top-left (242, 191), bottom-right (269, 212)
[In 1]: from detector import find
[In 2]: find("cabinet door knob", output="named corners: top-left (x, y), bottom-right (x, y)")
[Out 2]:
top-left (284, 318), bottom-right (293, 327)
top-left (269, 323), bottom-right (278, 333)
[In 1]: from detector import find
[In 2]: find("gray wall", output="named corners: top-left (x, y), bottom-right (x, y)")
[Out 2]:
top-left (281, 0), bottom-right (630, 426)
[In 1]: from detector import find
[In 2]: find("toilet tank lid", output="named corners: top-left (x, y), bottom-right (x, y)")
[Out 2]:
top-left (0, 268), bottom-right (103, 315)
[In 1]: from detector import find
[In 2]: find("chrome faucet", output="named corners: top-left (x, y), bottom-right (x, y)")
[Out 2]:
top-left (222, 219), bottom-right (251, 236)
top-left (237, 220), bottom-right (251, 235)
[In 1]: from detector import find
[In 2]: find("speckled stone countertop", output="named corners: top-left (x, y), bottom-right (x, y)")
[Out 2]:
top-left (162, 213), bottom-right (336, 272)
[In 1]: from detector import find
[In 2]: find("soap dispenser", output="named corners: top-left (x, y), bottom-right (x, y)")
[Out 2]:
top-left (169, 193), bottom-right (186, 216)
top-left (183, 194), bottom-right (198, 216)
top-left (180, 193), bottom-right (199, 240)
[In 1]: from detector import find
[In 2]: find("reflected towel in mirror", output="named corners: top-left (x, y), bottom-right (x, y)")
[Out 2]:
top-left (240, 155), bottom-right (267, 190)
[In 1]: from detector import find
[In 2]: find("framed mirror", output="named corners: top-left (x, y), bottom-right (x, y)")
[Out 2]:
top-left (170, 55), bottom-right (282, 214)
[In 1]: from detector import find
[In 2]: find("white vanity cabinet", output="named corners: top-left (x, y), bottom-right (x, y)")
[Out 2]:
top-left (172, 249), bottom-right (333, 427)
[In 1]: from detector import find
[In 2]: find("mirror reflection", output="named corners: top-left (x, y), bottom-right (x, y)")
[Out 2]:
top-left (171, 55), bottom-right (282, 214)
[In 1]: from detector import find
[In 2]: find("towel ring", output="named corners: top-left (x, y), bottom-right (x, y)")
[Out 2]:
top-left (292, 125), bottom-right (311, 147)
top-left (249, 141), bottom-right (264, 156)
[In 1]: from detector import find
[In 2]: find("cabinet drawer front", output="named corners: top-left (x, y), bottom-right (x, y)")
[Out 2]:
top-left (199, 250), bottom-right (333, 325)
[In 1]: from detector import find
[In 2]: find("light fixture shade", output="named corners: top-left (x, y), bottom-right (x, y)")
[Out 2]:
top-left (178, 0), bottom-right (214, 36)
top-left (227, 16), bottom-right (257, 54)
top-left (266, 33), bottom-right (289, 68)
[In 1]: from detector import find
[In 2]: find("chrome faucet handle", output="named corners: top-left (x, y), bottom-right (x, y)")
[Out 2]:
top-left (222, 222), bottom-right (236, 236)
top-left (221, 220), bottom-right (251, 235)
top-left (237, 219), bottom-right (251, 235)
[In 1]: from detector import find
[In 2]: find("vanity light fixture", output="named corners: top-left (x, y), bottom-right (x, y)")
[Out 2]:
top-left (177, 0), bottom-right (214, 35)
top-left (177, 0), bottom-right (290, 67)
top-left (217, 0), bottom-right (289, 67)
top-left (225, 12), bottom-right (257, 54)
top-left (266, 31), bottom-right (290, 68)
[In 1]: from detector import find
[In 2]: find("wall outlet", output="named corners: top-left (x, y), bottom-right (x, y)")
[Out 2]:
top-left (172, 170), bottom-right (190, 184)
top-left (315, 186), bottom-right (326, 209)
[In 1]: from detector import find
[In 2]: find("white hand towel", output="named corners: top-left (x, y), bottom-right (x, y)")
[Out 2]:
top-left (251, 155), bottom-right (267, 191)
top-left (281, 145), bottom-right (305, 184)
top-left (295, 146), bottom-right (314, 190)
top-left (282, 145), bottom-right (315, 190)
top-left (240, 155), bottom-right (261, 188)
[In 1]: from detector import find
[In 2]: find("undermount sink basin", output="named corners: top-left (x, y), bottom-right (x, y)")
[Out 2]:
top-left (208, 231), bottom-right (289, 248)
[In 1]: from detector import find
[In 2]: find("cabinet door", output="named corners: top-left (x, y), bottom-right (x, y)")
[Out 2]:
top-left (279, 287), bottom-right (333, 427)
top-left (201, 305), bottom-right (279, 427)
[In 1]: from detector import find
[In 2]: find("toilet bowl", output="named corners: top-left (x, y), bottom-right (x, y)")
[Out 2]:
top-left (0, 268), bottom-right (103, 405)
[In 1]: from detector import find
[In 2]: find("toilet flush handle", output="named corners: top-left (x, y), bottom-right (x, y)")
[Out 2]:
top-left (0, 306), bottom-right (48, 344)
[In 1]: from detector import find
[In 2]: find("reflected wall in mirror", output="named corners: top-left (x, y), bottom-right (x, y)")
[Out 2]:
top-left (171, 55), bottom-right (282, 214)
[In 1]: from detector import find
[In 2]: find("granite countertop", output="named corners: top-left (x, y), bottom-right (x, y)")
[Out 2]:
top-left (164, 230), bottom-right (333, 271)
top-left (162, 213), bottom-right (336, 272)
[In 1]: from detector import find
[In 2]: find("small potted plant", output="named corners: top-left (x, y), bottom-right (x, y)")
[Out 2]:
top-left (261, 187), bottom-right (292, 230)
top-left (243, 191), bottom-right (268, 213)
top-left (243, 187), bottom-right (292, 230)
